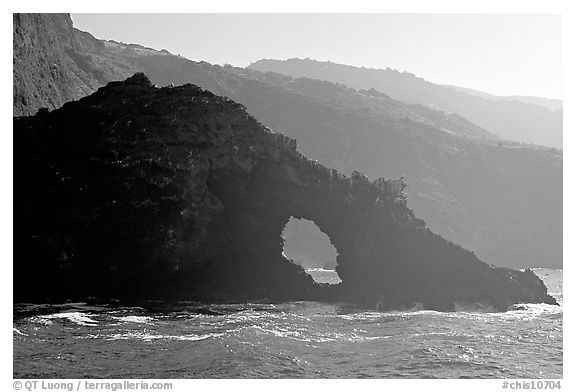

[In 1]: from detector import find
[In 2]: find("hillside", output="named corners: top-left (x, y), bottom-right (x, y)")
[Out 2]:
top-left (13, 14), bottom-right (138, 116)
top-left (249, 58), bottom-right (563, 149)
top-left (12, 14), bottom-right (562, 268)
top-left (447, 85), bottom-right (563, 111)
top-left (126, 56), bottom-right (562, 268)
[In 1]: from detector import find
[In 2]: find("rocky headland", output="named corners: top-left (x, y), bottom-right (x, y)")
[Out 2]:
top-left (14, 74), bottom-right (557, 311)
top-left (13, 14), bottom-right (562, 270)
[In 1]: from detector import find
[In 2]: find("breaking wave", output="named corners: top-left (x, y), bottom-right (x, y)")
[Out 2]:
top-left (13, 269), bottom-right (562, 378)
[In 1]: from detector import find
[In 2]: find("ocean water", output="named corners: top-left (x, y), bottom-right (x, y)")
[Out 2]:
top-left (13, 269), bottom-right (562, 379)
top-left (305, 268), bottom-right (342, 284)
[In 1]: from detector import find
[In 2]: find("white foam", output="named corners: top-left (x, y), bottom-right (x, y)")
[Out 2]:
top-left (454, 301), bottom-right (499, 313)
top-left (106, 331), bottom-right (224, 342)
top-left (504, 303), bottom-right (562, 320)
top-left (112, 315), bottom-right (154, 324)
top-left (13, 328), bottom-right (27, 336)
top-left (41, 312), bottom-right (99, 326)
top-left (406, 302), bottom-right (426, 312)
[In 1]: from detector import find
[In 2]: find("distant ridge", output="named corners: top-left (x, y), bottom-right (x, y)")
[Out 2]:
top-left (249, 58), bottom-right (563, 148)
top-left (446, 85), bottom-right (563, 111)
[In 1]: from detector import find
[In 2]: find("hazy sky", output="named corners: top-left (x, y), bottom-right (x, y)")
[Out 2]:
top-left (71, 13), bottom-right (562, 99)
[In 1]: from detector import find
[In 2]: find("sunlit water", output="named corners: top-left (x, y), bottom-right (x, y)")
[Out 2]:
top-left (13, 269), bottom-right (562, 378)
top-left (305, 268), bottom-right (342, 284)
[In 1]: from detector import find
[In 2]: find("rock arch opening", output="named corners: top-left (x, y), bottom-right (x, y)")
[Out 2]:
top-left (281, 217), bottom-right (342, 285)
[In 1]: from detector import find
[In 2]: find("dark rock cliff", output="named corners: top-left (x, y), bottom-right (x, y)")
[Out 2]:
top-left (14, 74), bottom-right (557, 310)
top-left (13, 13), bottom-right (85, 115)
top-left (13, 13), bottom-right (137, 116)
top-left (12, 14), bottom-right (562, 269)
top-left (135, 56), bottom-right (562, 269)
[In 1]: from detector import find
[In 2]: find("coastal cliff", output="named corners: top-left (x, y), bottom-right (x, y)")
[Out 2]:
top-left (14, 74), bottom-right (557, 310)
top-left (13, 14), bottom-right (562, 270)
top-left (12, 13), bottom-right (137, 116)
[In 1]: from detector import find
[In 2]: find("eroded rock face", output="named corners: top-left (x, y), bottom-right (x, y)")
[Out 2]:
top-left (13, 14), bottom-right (562, 270)
top-left (13, 13), bottom-right (138, 116)
top-left (14, 74), bottom-right (557, 310)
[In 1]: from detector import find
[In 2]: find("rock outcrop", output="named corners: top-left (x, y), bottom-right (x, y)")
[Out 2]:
top-left (14, 74), bottom-right (557, 310)
top-left (13, 14), bottom-right (562, 269)
top-left (13, 13), bottom-right (137, 116)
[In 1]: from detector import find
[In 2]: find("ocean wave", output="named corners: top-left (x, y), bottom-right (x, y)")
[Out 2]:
top-left (338, 307), bottom-right (444, 321)
top-left (39, 312), bottom-right (99, 326)
top-left (245, 324), bottom-right (391, 343)
top-left (504, 303), bottom-right (563, 321)
top-left (109, 332), bottom-right (222, 341)
top-left (15, 296), bottom-right (563, 378)
top-left (112, 315), bottom-right (154, 324)
top-left (13, 328), bottom-right (28, 336)
top-left (454, 301), bottom-right (499, 313)
top-left (79, 331), bottom-right (225, 342)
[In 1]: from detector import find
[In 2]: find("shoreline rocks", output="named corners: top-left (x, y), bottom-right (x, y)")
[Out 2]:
top-left (14, 75), bottom-right (558, 311)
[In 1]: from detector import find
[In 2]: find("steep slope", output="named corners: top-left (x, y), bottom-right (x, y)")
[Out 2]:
top-left (13, 13), bottom-right (87, 116)
top-left (13, 13), bottom-right (138, 116)
top-left (232, 68), bottom-right (500, 141)
top-left (12, 14), bottom-right (563, 268)
top-left (124, 55), bottom-right (562, 269)
top-left (14, 74), bottom-right (557, 311)
top-left (13, 14), bottom-right (499, 142)
top-left (249, 58), bottom-right (563, 149)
